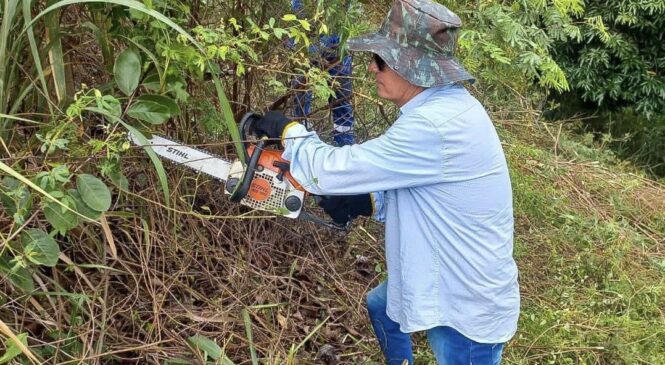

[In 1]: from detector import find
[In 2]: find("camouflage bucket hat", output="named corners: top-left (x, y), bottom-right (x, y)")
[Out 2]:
top-left (347, 0), bottom-right (474, 87)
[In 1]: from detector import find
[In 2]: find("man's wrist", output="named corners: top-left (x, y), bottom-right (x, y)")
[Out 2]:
top-left (281, 121), bottom-right (302, 146)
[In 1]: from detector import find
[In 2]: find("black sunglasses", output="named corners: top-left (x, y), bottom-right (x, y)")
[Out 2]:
top-left (373, 54), bottom-right (387, 71)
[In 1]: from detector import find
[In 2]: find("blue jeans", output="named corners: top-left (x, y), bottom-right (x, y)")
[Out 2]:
top-left (366, 282), bottom-right (505, 365)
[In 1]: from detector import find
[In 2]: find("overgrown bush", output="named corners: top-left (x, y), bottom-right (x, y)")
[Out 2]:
top-left (552, 0), bottom-right (664, 119)
top-left (440, 0), bottom-right (585, 105)
top-left (605, 110), bottom-right (665, 176)
top-left (548, 0), bottom-right (665, 176)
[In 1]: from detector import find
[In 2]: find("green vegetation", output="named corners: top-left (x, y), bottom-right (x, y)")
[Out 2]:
top-left (499, 125), bottom-right (665, 364)
top-left (553, 0), bottom-right (664, 119)
top-left (549, 0), bottom-right (665, 177)
top-left (1, 0), bottom-right (663, 364)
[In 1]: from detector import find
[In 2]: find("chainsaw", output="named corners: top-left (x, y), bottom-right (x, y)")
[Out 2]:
top-left (128, 112), bottom-right (348, 230)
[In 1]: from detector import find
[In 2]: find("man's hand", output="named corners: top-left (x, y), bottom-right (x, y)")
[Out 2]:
top-left (254, 111), bottom-right (294, 142)
top-left (318, 194), bottom-right (373, 225)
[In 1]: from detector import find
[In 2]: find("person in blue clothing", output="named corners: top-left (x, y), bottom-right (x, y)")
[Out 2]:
top-left (256, 0), bottom-right (520, 364)
top-left (289, 0), bottom-right (355, 146)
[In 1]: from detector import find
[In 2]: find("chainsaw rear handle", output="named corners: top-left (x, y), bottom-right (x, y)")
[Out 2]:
top-left (298, 209), bottom-right (351, 231)
top-left (228, 112), bottom-right (272, 201)
top-left (239, 112), bottom-right (262, 160)
top-left (228, 139), bottom-right (266, 203)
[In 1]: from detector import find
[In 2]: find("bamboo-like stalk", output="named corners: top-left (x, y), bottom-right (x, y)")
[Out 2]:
top-left (0, 0), bottom-right (20, 138)
top-left (44, 0), bottom-right (68, 103)
top-left (22, 0), bottom-right (55, 115)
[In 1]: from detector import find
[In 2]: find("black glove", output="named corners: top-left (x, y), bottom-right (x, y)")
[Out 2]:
top-left (254, 111), bottom-right (294, 142)
top-left (318, 194), bottom-right (373, 225)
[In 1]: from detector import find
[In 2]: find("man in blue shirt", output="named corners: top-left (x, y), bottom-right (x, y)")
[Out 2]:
top-left (255, 0), bottom-right (520, 363)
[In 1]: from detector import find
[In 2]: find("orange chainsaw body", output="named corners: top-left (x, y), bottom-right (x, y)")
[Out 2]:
top-left (247, 145), bottom-right (303, 191)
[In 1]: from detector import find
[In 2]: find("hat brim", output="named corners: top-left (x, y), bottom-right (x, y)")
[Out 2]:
top-left (347, 32), bottom-right (475, 88)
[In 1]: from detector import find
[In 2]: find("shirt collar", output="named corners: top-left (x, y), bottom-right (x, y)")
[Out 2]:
top-left (399, 86), bottom-right (440, 115)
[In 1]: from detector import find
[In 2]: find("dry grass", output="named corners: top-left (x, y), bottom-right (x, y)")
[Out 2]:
top-left (1, 139), bottom-right (389, 363)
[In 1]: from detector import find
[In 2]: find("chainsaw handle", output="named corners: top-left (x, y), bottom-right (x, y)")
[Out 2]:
top-left (229, 139), bottom-right (266, 202)
top-left (296, 195), bottom-right (352, 231)
top-left (239, 112), bottom-right (263, 161)
top-left (230, 111), bottom-right (272, 201)
top-left (298, 209), bottom-right (351, 231)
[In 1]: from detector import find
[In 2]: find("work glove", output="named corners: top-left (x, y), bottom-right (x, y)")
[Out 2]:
top-left (318, 194), bottom-right (373, 225)
top-left (254, 111), bottom-right (295, 142)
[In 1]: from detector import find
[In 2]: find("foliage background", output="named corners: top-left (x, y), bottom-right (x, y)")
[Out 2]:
top-left (549, 0), bottom-right (665, 177)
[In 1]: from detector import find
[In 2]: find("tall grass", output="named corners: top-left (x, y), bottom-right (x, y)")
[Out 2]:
top-left (0, 0), bottom-right (53, 140)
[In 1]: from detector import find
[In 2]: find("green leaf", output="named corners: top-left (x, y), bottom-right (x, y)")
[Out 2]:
top-left (187, 335), bottom-right (236, 364)
top-left (243, 309), bottom-right (258, 365)
top-left (114, 48), bottom-right (141, 96)
top-left (128, 7), bottom-right (146, 20)
top-left (76, 174), bottom-right (111, 212)
top-left (108, 170), bottom-right (129, 191)
top-left (67, 189), bottom-right (102, 220)
top-left (22, 228), bottom-right (60, 267)
top-left (136, 94), bottom-right (180, 115)
top-left (187, 334), bottom-right (220, 359)
top-left (44, 200), bottom-right (79, 234)
top-left (164, 359), bottom-right (192, 365)
top-left (142, 72), bottom-right (162, 91)
top-left (0, 256), bottom-right (34, 292)
top-left (298, 19), bottom-right (311, 31)
top-left (273, 28), bottom-right (288, 39)
top-left (268, 79), bottom-right (287, 94)
top-left (282, 14), bottom-right (297, 21)
top-left (96, 94), bottom-right (122, 117)
top-left (127, 99), bottom-right (171, 124)
top-left (169, 81), bottom-right (189, 103)
top-left (0, 332), bottom-right (28, 364)
top-left (0, 177), bottom-right (33, 221)
top-left (149, 20), bottom-right (167, 29)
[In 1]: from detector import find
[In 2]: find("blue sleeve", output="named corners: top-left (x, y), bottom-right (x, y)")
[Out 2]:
top-left (281, 113), bottom-right (445, 195)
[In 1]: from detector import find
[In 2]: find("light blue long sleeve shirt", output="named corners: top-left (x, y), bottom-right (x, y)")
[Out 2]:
top-left (281, 85), bottom-right (520, 343)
